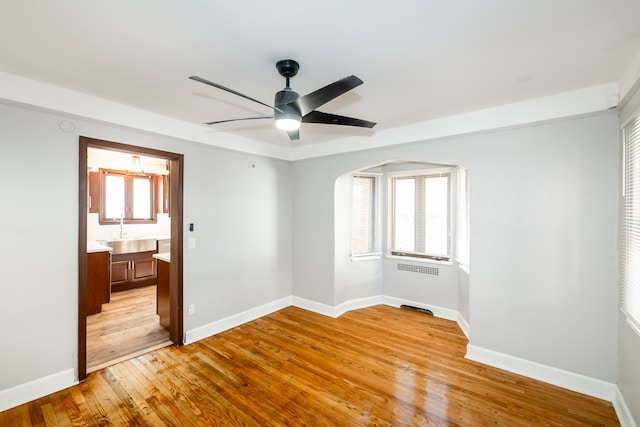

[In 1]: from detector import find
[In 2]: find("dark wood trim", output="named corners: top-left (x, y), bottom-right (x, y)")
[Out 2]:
top-left (169, 156), bottom-right (184, 345)
top-left (78, 141), bottom-right (88, 381)
top-left (78, 136), bottom-right (184, 382)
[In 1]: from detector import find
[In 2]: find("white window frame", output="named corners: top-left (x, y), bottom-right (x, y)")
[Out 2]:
top-left (350, 173), bottom-right (382, 260)
top-left (621, 113), bottom-right (640, 338)
top-left (387, 168), bottom-right (452, 263)
top-left (455, 167), bottom-right (470, 271)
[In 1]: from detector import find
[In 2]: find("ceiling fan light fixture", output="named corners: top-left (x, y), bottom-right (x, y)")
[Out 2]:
top-left (275, 115), bottom-right (301, 131)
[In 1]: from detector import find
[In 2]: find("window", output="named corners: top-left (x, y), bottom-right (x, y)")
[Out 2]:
top-left (351, 175), bottom-right (378, 256)
top-left (99, 169), bottom-right (157, 224)
top-left (622, 114), bottom-right (640, 336)
top-left (390, 171), bottom-right (451, 261)
top-left (456, 167), bottom-right (470, 267)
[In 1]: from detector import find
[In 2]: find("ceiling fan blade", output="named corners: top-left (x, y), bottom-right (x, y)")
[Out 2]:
top-left (286, 128), bottom-right (300, 141)
top-left (189, 76), bottom-right (282, 113)
top-left (302, 111), bottom-right (376, 128)
top-left (295, 75), bottom-right (363, 116)
top-left (205, 116), bottom-right (273, 125)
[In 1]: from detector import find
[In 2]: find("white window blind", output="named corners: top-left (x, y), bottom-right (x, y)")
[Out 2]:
top-left (456, 167), bottom-right (470, 267)
top-left (622, 114), bottom-right (640, 335)
top-left (351, 175), bottom-right (377, 256)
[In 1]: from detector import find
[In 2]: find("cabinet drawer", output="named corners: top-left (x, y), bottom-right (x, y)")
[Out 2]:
top-left (132, 258), bottom-right (156, 280)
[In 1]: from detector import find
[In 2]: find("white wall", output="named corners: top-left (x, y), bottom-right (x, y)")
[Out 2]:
top-left (0, 102), bottom-right (292, 398)
top-left (292, 112), bottom-right (619, 382)
top-left (458, 268), bottom-right (470, 332)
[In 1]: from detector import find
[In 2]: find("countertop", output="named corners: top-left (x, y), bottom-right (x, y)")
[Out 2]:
top-left (87, 241), bottom-right (112, 253)
top-left (153, 252), bottom-right (170, 263)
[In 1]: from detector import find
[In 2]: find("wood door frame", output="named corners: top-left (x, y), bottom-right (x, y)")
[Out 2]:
top-left (78, 136), bottom-right (184, 381)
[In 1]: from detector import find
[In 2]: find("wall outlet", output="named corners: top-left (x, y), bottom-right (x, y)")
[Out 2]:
top-left (188, 304), bottom-right (195, 315)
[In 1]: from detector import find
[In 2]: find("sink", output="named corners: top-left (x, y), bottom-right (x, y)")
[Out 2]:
top-left (105, 238), bottom-right (157, 254)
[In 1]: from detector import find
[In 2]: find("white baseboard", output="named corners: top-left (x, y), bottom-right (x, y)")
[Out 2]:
top-left (293, 295), bottom-right (386, 317)
top-left (613, 386), bottom-right (639, 427)
top-left (0, 369), bottom-right (76, 412)
top-left (184, 296), bottom-right (292, 344)
top-left (291, 296), bottom-right (339, 317)
top-left (465, 344), bottom-right (617, 401)
top-left (457, 313), bottom-right (470, 339)
top-left (381, 295), bottom-right (459, 321)
top-left (5, 294), bottom-right (633, 426)
top-left (334, 295), bottom-right (385, 317)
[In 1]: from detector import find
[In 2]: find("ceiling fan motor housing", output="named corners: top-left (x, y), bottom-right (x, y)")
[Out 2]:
top-left (274, 88), bottom-right (301, 122)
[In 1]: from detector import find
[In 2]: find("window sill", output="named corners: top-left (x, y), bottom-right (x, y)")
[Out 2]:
top-left (385, 254), bottom-right (452, 266)
top-left (351, 253), bottom-right (382, 262)
top-left (625, 313), bottom-right (640, 339)
top-left (457, 263), bottom-right (470, 274)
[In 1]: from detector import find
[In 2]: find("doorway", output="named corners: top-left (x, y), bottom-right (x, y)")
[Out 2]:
top-left (78, 136), bottom-right (184, 381)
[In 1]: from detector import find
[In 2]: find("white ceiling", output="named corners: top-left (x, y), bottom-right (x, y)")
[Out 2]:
top-left (2, 1), bottom-right (640, 152)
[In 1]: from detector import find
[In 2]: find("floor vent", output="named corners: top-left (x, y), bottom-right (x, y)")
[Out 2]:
top-left (400, 305), bottom-right (434, 315)
top-left (397, 263), bottom-right (439, 276)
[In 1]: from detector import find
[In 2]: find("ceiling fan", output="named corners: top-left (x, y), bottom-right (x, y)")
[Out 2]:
top-left (189, 59), bottom-right (376, 140)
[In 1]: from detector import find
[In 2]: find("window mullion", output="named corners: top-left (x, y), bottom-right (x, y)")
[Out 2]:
top-left (415, 177), bottom-right (426, 253)
top-left (124, 176), bottom-right (134, 220)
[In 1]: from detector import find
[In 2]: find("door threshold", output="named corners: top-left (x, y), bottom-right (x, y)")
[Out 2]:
top-left (87, 339), bottom-right (173, 374)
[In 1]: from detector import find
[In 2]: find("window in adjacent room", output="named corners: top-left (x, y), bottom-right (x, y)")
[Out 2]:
top-left (621, 113), bottom-right (640, 336)
top-left (99, 169), bottom-right (157, 224)
top-left (390, 170), bottom-right (451, 261)
top-left (351, 174), bottom-right (379, 257)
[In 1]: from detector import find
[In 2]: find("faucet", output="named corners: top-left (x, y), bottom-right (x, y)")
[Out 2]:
top-left (120, 213), bottom-right (124, 239)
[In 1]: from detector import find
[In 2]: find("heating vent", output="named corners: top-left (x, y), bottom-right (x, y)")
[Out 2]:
top-left (397, 263), bottom-right (439, 276)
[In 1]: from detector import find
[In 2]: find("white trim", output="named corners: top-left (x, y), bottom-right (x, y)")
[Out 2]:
top-left (385, 254), bottom-right (453, 266)
top-left (0, 71), bottom-right (617, 162)
top-left (184, 296), bottom-right (292, 344)
top-left (291, 296), bottom-right (339, 317)
top-left (465, 344), bottom-right (617, 401)
top-left (457, 313), bottom-right (471, 339)
top-left (0, 369), bottom-right (76, 412)
top-left (292, 295), bottom-right (385, 318)
top-left (334, 295), bottom-right (385, 317)
top-left (626, 315), bottom-right (640, 339)
top-left (351, 253), bottom-right (382, 262)
top-left (381, 295), bottom-right (459, 321)
top-left (3, 294), bottom-right (631, 423)
top-left (0, 72), bottom-right (292, 161)
top-left (457, 263), bottom-right (470, 274)
top-left (291, 83), bottom-right (619, 160)
top-left (613, 386), bottom-right (640, 427)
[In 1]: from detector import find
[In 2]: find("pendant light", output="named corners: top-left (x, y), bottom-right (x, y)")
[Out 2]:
top-left (126, 155), bottom-right (145, 175)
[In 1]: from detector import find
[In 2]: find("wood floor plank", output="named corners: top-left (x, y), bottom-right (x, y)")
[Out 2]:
top-left (87, 285), bottom-right (171, 373)
top-left (1, 305), bottom-right (620, 426)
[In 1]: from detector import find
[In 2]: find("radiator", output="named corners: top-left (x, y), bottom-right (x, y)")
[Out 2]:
top-left (397, 263), bottom-right (439, 276)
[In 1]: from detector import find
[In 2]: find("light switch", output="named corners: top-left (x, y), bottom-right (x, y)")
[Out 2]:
top-left (188, 237), bottom-right (196, 249)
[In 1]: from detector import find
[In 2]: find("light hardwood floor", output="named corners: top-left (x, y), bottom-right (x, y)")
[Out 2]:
top-left (2, 305), bottom-right (620, 426)
top-left (87, 285), bottom-right (171, 373)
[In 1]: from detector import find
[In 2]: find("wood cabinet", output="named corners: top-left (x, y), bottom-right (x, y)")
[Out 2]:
top-left (111, 251), bottom-right (157, 292)
top-left (88, 171), bottom-right (100, 214)
top-left (87, 251), bottom-right (110, 315)
top-left (156, 258), bottom-right (170, 330)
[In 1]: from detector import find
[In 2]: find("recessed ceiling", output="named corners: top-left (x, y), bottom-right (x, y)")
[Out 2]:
top-left (1, 1), bottom-right (640, 149)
